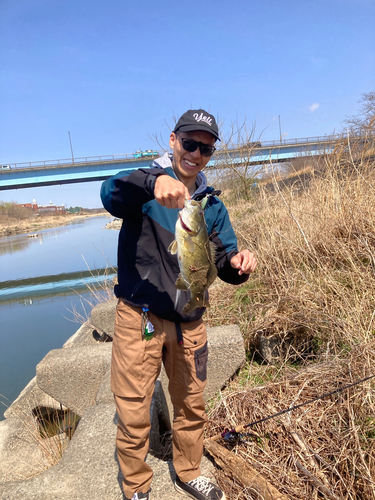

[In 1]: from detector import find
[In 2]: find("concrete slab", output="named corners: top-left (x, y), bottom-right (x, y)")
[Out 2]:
top-left (90, 299), bottom-right (117, 337)
top-left (63, 322), bottom-right (97, 348)
top-left (0, 416), bottom-right (46, 483)
top-left (0, 403), bottom-right (217, 500)
top-left (94, 368), bottom-right (112, 405)
top-left (4, 377), bottom-right (66, 420)
top-left (36, 344), bottom-right (112, 416)
top-left (204, 325), bottom-right (246, 400)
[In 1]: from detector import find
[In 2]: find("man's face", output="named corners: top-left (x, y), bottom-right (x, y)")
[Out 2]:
top-left (169, 130), bottom-right (216, 186)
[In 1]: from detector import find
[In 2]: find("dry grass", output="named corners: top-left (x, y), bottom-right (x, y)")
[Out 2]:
top-left (17, 407), bottom-right (72, 473)
top-left (204, 137), bottom-right (375, 499)
top-left (0, 395), bottom-right (75, 482)
top-left (67, 250), bottom-right (117, 325)
top-left (205, 349), bottom-right (375, 499)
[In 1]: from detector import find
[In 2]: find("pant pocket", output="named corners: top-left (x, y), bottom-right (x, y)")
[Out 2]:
top-left (111, 301), bottom-right (146, 398)
top-left (194, 342), bottom-right (208, 382)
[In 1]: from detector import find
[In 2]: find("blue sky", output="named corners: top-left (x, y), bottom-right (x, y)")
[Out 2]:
top-left (1, 0), bottom-right (374, 208)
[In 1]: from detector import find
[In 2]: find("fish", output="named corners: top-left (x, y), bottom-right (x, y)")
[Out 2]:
top-left (168, 198), bottom-right (217, 315)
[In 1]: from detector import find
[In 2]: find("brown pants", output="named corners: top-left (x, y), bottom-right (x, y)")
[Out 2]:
top-left (112, 299), bottom-right (208, 499)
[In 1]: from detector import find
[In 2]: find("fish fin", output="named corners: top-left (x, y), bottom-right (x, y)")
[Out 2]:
top-left (209, 240), bottom-right (216, 262)
top-left (203, 240), bottom-right (217, 287)
top-left (175, 274), bottom-right (189, 290)
top-left (182, 294), bottom-right (210, 315)
top-left (185, 234), bottom-right (195, 253)
top-left (168, 240), bottom-right (178, 255)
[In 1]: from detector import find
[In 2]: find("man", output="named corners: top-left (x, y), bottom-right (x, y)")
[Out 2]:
top-left (100, 109), bottom-right (257, 500)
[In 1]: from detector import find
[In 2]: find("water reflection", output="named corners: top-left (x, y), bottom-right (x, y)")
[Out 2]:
top-left (38, 227), bottom-right (70, 241)
top-left (0, 215), bottom-right (116, 283)
top-left (0, 234), bottom-right (33, 255)
top-left (0, 224), bottom-right (88, 256)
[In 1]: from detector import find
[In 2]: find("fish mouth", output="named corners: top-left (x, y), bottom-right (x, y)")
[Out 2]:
top-left (179, 213), bottom-right (196, 234)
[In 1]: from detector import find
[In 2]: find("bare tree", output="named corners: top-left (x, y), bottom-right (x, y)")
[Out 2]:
top-left (211, 119), bottom-right (268, 201)
top-left (343, 91), bottom-right (375, 135)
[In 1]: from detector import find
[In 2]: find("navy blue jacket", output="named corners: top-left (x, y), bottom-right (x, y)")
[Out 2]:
top-left (100, 155), bottom-right (248, 323)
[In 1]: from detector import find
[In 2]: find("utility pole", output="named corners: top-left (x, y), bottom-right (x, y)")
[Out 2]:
top-left (68, 131), bottom-right (74, 163)
top-left (278, 116), bottom-right (282, 143)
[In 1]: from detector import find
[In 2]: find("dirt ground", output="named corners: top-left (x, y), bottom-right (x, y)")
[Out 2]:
top-left (0, 211), bottom-right (111, 237)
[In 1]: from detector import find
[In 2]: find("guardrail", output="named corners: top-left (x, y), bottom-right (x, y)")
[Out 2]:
top-left (1, 152), bottom-right (161, 170)
top-left (258, 134), bottom-right (340, 147)
top-left (2, 132), bottom-right (373, 170)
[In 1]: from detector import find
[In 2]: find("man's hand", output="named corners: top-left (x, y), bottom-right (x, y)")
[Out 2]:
top-left (154, 175), bottom-right (190, 209)
top-left (230, 250), bottom-right (257, 275)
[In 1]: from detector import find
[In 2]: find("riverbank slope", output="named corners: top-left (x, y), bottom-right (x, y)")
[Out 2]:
top-left (0, 210), bottom-right (110, 237)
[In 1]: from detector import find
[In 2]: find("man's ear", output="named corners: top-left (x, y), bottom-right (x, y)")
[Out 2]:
top-left (169, 132), bottom-right (176, 150)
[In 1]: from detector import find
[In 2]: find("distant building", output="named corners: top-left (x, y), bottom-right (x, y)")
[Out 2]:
top-left (18, 199), bottom-right (66, 214)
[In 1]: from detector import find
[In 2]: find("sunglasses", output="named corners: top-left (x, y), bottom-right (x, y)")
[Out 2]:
top-left (177, 135), bottom-right (216, 157)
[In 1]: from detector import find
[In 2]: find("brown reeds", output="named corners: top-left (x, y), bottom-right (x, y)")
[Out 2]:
top-left (205, 137), bottom-right (375, 499)
top-left (0, 398), bottom-right (74, 482)
top-left (66, 250), bottom-right (116, 325)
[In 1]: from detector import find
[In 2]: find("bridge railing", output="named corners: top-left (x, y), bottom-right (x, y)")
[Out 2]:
top-left (2, 132), bottom-right (373, 170)
top-left (259, 134), bottom-right (340, 147)
top-left (3, 152), bottom-right (156, 170)
top-left (238, 132), bottom-right (373, 149)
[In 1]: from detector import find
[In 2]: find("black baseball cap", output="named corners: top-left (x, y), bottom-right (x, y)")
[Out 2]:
top-left (173, 109), bottom-right (220, 141)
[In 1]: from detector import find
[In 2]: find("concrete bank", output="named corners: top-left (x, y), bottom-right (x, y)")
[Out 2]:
top-left (0, 299), bottom-right (246, 499)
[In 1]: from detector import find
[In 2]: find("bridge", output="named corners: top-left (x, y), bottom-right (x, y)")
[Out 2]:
top-left (0, 135), bottom-right (347, 191)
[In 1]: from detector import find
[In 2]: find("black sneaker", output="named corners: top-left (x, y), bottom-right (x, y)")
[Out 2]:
top-left (175, 475), bottom-right (226, 500)
top-left (130, 492), bottom-right (150, 500)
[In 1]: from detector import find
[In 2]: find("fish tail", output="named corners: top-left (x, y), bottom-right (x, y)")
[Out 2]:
top-left (182, 293), bottom-right (210, 315)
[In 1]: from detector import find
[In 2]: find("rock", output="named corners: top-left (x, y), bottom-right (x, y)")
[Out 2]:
top-left (36, 344), bottom-right (112, 416)
top-left (90, 299), bottom-right (117, 337)
top-left (105, 219), bottom-right (122, 230)
top-left (256, 332), bottom-right (283, 362)
top-left (256, 330), bottom-right (312, 363)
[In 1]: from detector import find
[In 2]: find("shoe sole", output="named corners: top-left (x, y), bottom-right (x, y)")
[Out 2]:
top-left (174, 482), bottom-right (226, 500)
top-left (175, 483), bottom-right (198, 499)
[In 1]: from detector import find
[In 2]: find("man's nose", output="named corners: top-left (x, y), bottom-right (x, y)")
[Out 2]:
top-left (190, 147), bottom-right (201, 159)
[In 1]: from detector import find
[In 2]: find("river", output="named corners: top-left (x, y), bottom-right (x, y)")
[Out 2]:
top-left (0, 215), bottom-right (119, 420)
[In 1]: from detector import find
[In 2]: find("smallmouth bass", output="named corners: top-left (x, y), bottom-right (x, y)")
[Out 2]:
top-left (168, 198), bottom-right (217, 315)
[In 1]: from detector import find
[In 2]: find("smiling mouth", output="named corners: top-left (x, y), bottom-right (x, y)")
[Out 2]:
top-left (184, 159), bottom-right (198, 168)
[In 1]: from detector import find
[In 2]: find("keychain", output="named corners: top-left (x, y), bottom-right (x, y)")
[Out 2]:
top-left (141, 307), bottom-right (154, 341)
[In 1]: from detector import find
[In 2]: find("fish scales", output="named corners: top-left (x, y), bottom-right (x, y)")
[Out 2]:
top-left (168, 199), bottom-right (217, 314)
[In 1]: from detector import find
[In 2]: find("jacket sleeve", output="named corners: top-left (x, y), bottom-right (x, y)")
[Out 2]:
top-left (100, 167), bottom-right (168, 219)
top-left (209, 201), bottom-right (249, 285)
